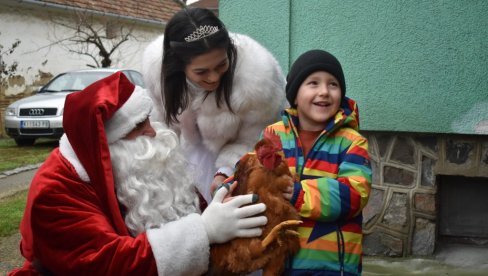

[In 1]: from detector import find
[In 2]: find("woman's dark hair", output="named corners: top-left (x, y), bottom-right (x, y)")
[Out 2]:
top-left (162, 8), bottom-right (237, 125)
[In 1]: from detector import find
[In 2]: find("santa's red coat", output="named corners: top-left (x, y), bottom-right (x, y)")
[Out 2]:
top-left (9, 73), bottom-right (210, 275)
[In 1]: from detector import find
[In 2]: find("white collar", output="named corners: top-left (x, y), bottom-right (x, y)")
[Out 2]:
top-left (59, 134), bottom-right (90, 182)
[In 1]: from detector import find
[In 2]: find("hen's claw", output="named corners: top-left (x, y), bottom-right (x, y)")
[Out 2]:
top-left (261, 220), bottom-right (302, 249)
top-left (285, 229), bottom-right (300, 236)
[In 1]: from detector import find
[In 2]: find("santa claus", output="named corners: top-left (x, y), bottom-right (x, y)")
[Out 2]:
top-left (9, 72), bottom-right (267, 275)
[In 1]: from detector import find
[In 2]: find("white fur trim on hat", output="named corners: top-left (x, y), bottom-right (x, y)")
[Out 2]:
top-left (105, 86), bottom-right (153, 144)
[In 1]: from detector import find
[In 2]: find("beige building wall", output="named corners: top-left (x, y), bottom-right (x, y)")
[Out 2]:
top-left (0, 2), bottom-right (165, 136)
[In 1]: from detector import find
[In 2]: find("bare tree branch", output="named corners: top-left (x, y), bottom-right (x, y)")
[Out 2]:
top-left (42, 5), bottom-right (139, 68)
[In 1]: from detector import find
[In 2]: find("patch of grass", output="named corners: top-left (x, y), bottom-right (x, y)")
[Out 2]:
top-left (0, 190), bottom-right (28, 237)
top-left (0, 138), bottom-right (57, 173)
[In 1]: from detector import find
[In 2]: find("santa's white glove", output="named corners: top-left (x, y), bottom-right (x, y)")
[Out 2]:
top-left (202, 185), bottom-right (267, 244)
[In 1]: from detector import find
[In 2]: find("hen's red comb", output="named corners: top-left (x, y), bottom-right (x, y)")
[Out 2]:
top-left (262, 128), bottom-right (283, 151)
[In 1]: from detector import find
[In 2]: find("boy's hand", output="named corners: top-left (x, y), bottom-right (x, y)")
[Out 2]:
top-left (282, 178), bottom-right (294, 201)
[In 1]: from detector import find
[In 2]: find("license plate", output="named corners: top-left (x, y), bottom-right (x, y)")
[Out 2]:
top-left (21, 120), bottom-right (50, 129)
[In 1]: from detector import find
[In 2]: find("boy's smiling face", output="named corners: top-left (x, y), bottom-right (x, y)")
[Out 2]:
top-left (295, 71), bottom-right (342, 131)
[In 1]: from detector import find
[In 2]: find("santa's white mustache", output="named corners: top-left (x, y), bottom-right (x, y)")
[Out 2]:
top-left (109, 122), bottom-right (200, 236)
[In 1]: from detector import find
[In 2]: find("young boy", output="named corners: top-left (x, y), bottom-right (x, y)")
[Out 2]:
top-left (262, 49), bottom-right (372, 275)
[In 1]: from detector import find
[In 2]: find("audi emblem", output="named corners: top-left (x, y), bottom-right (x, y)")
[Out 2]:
top-left (29, 108), bottom-right (45, 116)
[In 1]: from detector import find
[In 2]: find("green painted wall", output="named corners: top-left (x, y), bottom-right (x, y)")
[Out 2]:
top-left (220, 0), bottom-right (488, 135)
top-left (220, 0), bottom-right (291, 70)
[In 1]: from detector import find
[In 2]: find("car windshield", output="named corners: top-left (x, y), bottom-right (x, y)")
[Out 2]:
top-left (40, 71), bottom-right (113, 93)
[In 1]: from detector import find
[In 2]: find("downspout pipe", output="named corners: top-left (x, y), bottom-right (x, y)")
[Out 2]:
top-left (8, 0), bottom-right (167, 28)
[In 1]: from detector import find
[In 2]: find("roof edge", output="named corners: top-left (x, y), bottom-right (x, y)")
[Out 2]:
top-left (6, 0), bottom-right (167, 28)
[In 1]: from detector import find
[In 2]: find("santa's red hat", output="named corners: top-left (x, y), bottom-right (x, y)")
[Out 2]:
top-left (62, 72), bottom-right (152, 234)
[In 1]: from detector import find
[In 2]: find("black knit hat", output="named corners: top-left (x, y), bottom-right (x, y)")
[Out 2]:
top-left (286, 49), bottom-right (346, 107)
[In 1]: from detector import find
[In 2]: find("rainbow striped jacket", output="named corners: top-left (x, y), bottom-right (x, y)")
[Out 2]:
top-left (261, 97), bottom-right (372, 275)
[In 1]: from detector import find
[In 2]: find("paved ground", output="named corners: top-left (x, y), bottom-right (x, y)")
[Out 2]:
top-left (0, 166), bottom-right (39, 198)
top-left (364, 244), bottom-right (488, 275)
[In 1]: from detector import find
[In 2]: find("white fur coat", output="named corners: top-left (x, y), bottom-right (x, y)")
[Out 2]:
top-left (142, 33), bottom-right (286, 201)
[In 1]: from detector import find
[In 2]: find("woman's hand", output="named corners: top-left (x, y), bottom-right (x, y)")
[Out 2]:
top-left (210, 174), bottom-right (227, 196)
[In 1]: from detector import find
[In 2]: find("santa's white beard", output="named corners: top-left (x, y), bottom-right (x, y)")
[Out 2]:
top-left (109, 122), bottom-right (200, 236)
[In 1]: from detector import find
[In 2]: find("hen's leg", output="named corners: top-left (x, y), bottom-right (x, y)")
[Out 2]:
top-left (248, 239), bottom-right (265, 257)
top-left (261, 220), bottom-right (302, 249)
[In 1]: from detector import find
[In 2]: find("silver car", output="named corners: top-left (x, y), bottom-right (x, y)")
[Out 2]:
top-left (4, 68), bottom-right (144, 146)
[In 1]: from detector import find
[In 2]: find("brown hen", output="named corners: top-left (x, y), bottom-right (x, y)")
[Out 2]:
top-left (209, 136), bottom-right (301, 276)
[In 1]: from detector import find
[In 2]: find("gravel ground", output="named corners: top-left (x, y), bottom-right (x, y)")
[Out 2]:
top-left (0, 167), bottom-right (38, 275)
top-left (0, 232), bottom-right (23, 275)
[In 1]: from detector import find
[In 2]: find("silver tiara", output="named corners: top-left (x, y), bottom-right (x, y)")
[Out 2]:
top-left (184, 25), bottom-right (219, 42)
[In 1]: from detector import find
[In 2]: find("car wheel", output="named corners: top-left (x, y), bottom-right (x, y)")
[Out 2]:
top-left (15, 138), bottom-right (36, 146)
